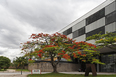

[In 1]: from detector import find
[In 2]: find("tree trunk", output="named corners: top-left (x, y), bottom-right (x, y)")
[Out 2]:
top-left (51, 56), bottom-right (59, 73)
top-left (52, 65), bottom-right (58, 73)
top-left (50, 53), bottom-right (61, 73)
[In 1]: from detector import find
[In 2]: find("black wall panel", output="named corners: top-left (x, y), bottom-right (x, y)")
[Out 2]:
top-left (86, 26), bottom-right (105, 38)
top-left (73, 27), bottom-right (85, 38)
top-left (63, 27), bottom-right (72, 35)
top-left (86, 8), bottom-right (105, 25)
top-left (106, 11), bottom-right (116, 25)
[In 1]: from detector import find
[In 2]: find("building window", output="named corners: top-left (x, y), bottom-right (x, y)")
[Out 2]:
top-left (86, 8), bottom-right (105, 25)
top-left (106, 11), bottom-right (116, 25)
top-left (67, 27), bottom-right (72, 35)
top-left (63, 27), bottom-right (72, 35)
top-left (100, 54), bottom-right (116, 72)
top-left (86, 26), bottom-right (105, 38)
top-left (73, 30), bottom-right (78, 38)
top-left (73, 27), bottom-right (85, 38)
top-left (63, 30), bottom-right (67, 35)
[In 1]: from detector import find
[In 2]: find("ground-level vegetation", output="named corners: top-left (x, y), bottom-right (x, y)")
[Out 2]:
top-left (27, 73), bottom-right (116, 77)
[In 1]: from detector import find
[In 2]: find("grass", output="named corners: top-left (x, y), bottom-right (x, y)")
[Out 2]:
top-left (15, 69), bottom-right (30, 72)
top-left (27, 73), bottom-right (116, 77)
top-left (0, 69), bottom-right (6, 71)
top-left (0, 69), bottom-right (30, 72)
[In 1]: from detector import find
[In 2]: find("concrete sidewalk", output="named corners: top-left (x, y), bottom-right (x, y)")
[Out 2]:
top-left (0, 71), bottom-right (116, 77)
top-left (0, 75), bottom-right (27, 77)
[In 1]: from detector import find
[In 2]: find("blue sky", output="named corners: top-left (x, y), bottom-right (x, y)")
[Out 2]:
top-left (0, 0), bottom-right (106, 61)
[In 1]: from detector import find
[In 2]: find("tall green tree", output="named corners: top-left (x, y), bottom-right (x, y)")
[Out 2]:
top-left (0, 56), bottom-right (11, 70)
top-left (13, 56), bottom-right (28, 69)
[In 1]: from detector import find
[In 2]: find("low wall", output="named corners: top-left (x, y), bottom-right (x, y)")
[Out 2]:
top-left (28, 62), bottom-right (81, 72)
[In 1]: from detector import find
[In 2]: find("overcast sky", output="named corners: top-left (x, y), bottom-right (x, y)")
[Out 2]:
top-left (0, 0), bottom-right (106, 61)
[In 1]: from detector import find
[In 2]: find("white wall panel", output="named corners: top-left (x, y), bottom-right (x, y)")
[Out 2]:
top-left (105, 22), bottom-right (116, 33)
top-left (105, 1), bottom-right (116, 15)
top-left (73, 34), bottom-right (85, 42)
top-left (67, 33), bottom-right (73, 39)
top-left (86, 40), bottom-right (96, 44)
top-left (86, 17), bottom-right (105, 33)
top-left (72, 20), bottom-right (85, 32)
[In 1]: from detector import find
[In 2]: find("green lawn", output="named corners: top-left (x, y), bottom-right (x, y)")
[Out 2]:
top-left (15, 69), bottom-right (30, 72)
top-left (0, 69), bottom-right (6, 71)
top-left (0, 69), bottom-right (30, 72)
top-left (27, 73), bottom-right (116, 77)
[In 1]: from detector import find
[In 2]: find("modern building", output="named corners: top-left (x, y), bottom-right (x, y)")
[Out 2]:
top-left (59, 0), bottom-right (116, 72)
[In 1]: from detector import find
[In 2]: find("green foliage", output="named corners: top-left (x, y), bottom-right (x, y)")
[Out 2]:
top-left (21, 33), bottom-right (104, 64)
top-left (0, 69), bottom-right (6, 71)
top-left (86, 33), bottom-right (103, 41)
top-left (86, 32), bottom-right (116, 50)
top-left (28, 59), bottom-right (35, 63)
top-left (21, 32), bottom-right (104, 73)
top-left (13, 56), bottom-right (28, 69)
top-left (21, 33), bottom-right (74, 61)
top-left (0, 56), bottom-right (11, 70)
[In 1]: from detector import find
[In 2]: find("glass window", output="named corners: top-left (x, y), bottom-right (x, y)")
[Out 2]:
top-left (73, 27), bottom-right (85, 38)
top-left (63, 27), bottom-right (72, 35)
top-left (67, 27), bottom-right (72, 35)
top-left (78, 27), bottom-right (85, 36)
top-left (86, 26), bottom-right (105, 38)
top-left (63, 30), bottom-right (67, 35)
top-left (106, 11), bottom-right (116, 25)
top-left (86, 8), bottom-right (105, 25)
top-left (100, 54), bottom-right (116, 72)
top-left (73, 30), bottom-right (78, 38)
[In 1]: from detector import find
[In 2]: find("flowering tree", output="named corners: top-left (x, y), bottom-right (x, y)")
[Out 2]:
top-left (70, 41), bottom-right (104, 64)
top-left (21, 32), bottom-right (103, 73)
top-left (21, 32), bottom-right (74, 73)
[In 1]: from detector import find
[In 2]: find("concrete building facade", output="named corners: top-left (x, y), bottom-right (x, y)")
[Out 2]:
top-left (59, 0), bottom-right (116, 72)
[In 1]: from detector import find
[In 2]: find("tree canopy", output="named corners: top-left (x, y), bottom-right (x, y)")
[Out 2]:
top-left (21, 32), bottom-right (104, 73)
top-left (13, 56), bottom-right (28, 69)
top-left (86, 32), bottom-right (116, 50)
top-left (0, 56), bottom-right (11, 70)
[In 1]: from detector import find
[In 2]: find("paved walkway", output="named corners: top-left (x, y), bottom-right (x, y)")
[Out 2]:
top-left (0, 69), bottom-right (30, 77)
top-left (0, 75), bottom-right (27, 77)
top-left (0, 71), bottom-right (116, 77)
top-left (0, 72), bottom-right (29, 77)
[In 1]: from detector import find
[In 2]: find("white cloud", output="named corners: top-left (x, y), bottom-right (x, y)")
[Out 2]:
top-left (0, 46), bottom-right (23, 61)
top-left (0, 0), bottom-right (106, 61)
